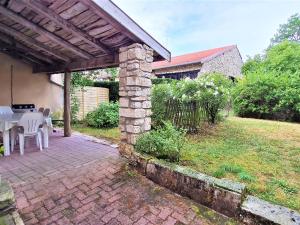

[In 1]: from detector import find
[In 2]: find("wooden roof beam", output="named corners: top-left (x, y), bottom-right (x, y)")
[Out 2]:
top-left (0, 4), bottom-right (93, 60)
top-left (0, 32), bottom-right (54, 64)
top-left (83, 0), bottom-right (171, 61)
top-left (19, 0), bottom-right (112, 55)
top-left (0, 43), bottom-right (45, 66)
top-left (0, 22), bottom-right (69, 62)
top-left (33, 54), bottom-right (119, 74)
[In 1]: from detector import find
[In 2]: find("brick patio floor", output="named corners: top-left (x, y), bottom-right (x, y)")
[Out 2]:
top-left (0, 131), bottom-right (239, 225)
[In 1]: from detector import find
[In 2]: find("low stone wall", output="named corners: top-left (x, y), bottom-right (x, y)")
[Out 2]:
top-left (129, 151), bottom-right (300, 225)
top-left (0, 180), bottom-right (24, 225)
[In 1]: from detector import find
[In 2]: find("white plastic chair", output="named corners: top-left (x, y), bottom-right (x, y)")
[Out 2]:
top-left (0, 106), bottom-right (13, 115)
top-left (17, 112), bottom-right (44, 155)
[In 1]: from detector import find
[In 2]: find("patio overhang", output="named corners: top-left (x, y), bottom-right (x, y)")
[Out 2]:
top-left (0, 0), bottom-right (171, 74)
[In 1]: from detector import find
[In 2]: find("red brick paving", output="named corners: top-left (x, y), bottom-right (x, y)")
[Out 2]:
top-left (0, 131), bottom-right (239, 225)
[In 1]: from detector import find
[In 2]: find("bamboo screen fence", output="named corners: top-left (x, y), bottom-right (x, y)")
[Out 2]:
top-left (74, 87), bottom-right (109, 120)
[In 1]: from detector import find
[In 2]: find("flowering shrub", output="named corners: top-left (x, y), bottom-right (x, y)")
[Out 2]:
top-left (152, 73), bottom-right (232, 128)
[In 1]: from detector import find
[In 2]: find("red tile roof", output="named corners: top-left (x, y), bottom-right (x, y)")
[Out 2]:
top-left (152, 45), bottom-right (236, 70)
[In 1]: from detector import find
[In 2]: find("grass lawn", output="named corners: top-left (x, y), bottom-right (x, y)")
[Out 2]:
top-left (72, 123), bottom-right (120, 143)
top-left (181, 117), bottom-right (300, 211)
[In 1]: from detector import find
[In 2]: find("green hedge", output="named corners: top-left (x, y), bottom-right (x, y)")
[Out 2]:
top-left (93, 81), bottom-right (119, 102)
top-left (152, 78), bottom-right (176, 85)
top-left (93, 79), bottom-right (175, 102)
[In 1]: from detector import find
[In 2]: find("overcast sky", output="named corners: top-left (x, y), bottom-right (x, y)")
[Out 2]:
top-left (111, 0), bottom-right (299, 60)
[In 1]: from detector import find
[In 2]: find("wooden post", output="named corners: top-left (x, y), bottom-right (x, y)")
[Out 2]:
top-left (64, 71), bottom-right (71, 137)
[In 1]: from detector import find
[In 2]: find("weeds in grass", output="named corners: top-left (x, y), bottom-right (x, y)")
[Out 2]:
top-left (269, 179), bottom-right (299, 195)
top-left (213, 164), bottom-right (256, 182)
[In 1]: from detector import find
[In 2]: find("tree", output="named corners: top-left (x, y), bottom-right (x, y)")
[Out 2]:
top-left (271, 13), bottom-right (300, 45)
top-left (242, 41), bottom-right (300, 75)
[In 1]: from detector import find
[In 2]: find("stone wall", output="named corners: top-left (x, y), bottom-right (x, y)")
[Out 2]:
top-left (199, 47), bottom-right (243, 78)
top-left (152, 46), bottom-right (243, 79)
top-left (118, 43), bottom-right (153, 155)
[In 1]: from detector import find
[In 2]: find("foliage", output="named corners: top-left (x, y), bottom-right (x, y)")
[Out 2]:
top-left (70, 72), bottom-right (94, 123)
top-left (180, 117), bottom-right (300, 210)
top-left (135, 122), bottom-right (186, 162)
top-left (234, 41), bottom-right (300, 121)
top-left (94, 81), bottom-right (119, 102)
top-left (151, 83), bottom-right (173, 127)
top-left (271, 13), bottom-right (300, 45)
top-left (151, 73), bottom-right (232, 129)
top-left (104, 68), bottom-right (119, 81)
top-left (86, 102), bottom-right (119, 128)
top-left (152, 78), bottom-right (176, 85)
top-left (0, 145), bottom-right (4, 156)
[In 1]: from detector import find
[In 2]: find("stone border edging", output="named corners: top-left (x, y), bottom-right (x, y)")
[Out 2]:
top-left (129, 151), bottom-right (246, 218)
top-left (128, 151), bottom-right (300, 225)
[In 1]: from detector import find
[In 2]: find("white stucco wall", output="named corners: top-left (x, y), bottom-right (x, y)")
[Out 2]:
top-left (0, 53), bottom-right (63, 113)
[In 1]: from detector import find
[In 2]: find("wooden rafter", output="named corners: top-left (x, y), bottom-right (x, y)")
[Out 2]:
top-left (33, 54), bottom-right (119, 74)
top-left (0, 22), bottom-right (69, 62)
top-left (0, 4), bottom-right (93, 59)
top-left (0, 41), bottom-right (45, 66)
top-left (83, 0), bottom-right (171, 61)
top-left (0, 32), bottom-right (54, 64)
top-left (19, 0), bottom-right (112, 55)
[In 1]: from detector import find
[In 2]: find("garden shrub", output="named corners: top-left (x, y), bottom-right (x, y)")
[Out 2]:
top-left (93, 81), bottom-right (119, 102)
top-left (233, 41), bottom-right (300, 122)
top-left (135, 122), bottom-right (185, 162)
top-left (151, 73), bottom-right (232, 129)
top-left (86, 102), bottom-right (119, 128)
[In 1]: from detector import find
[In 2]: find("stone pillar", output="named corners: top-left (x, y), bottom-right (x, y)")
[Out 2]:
top-left (119, 43), bottom-right (153, 156)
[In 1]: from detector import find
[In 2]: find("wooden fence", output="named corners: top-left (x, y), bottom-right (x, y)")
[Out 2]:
top-left (74, 87), bottom-right (109, 120)
top-left (165, 99), bottom-right (206, 133)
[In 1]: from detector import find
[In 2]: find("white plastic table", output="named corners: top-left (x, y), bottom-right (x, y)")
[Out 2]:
top-left (0, 113), bottom-right (52, 156)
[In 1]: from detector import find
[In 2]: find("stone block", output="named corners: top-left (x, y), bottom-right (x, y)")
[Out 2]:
top-left (127, 63), bottom-right (140, 71)
top-left (145, 109), bottom-right (152, 116)
top-left (130, 101), bottom-right (142, 108)
top-left (142, 101), bottom-right (151, 109)
top-left (132, 118), bottom-right (145, 125)
top-left (144, 117), bottom-right (151, 131)
top-left (146, 160), bottom-right (178, 192)
top-left (241, 196), bottom-right (300, 225)
top-left (126, 125), bottom-right (141, 134)
top-left (127, 70), bottom-right (144, 77)
top-left (120, 108), bottom-right (145, 118)
top-left (129, 152), bottom-right (152, 175)
top-left (131, 96), bottom-right (149, 101)
top-left (119, 98), bottom-right (129, 108)
top-left (119, 51), bottom-right (127, 63)
top-left (126, 77), bottom-right (151, 87)
top-left (140, 61), bottom-right (152, 72)
top-left (128, 90), bottom-right (143, 97)
top-left (0, 181), bottom-right (15, 211)
top-left (119, 91), bottom-right (127, 97)
top-left (128, 48), bottom-right (146, 60)
top-left (212, 187), bottom-right (242, 217)
top-left (0, 211), bottom-right (24, 225)
top-left (127, 134), bottom-right (139, 145)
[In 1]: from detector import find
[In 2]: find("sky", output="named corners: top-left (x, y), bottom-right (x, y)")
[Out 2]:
top-left (111, 0), bottom-right (299, 60)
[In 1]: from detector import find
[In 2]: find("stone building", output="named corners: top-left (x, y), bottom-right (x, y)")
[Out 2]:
top-left (152, 45), bottom-right (243, 80)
